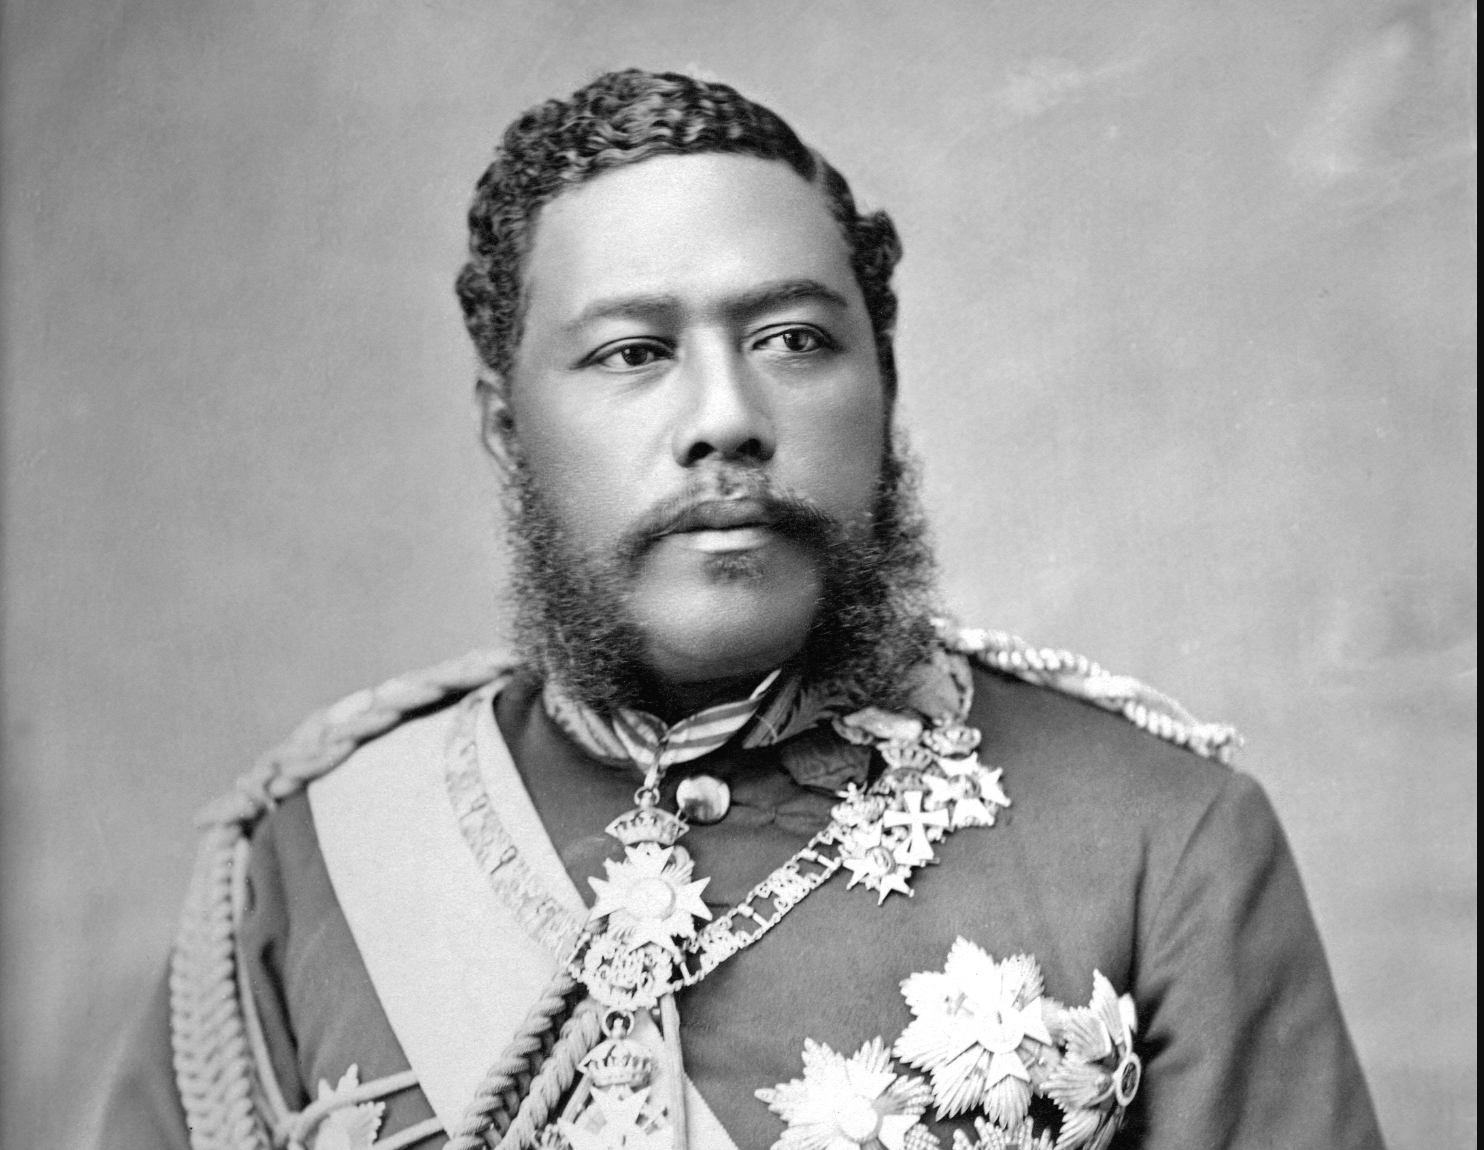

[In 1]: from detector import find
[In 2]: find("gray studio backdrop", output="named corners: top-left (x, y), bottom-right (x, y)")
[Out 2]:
top-left (2, 1), bottom-right (1475, 1147)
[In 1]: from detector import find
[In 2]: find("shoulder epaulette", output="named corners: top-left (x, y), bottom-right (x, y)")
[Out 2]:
top-left (941, 623), bottom-right (1241, 765)
top-left (172, 648), bottom-right (521, 1150)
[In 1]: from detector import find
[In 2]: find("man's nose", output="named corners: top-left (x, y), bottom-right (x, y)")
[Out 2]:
top-left (670, 341), bottom-right (777, 467)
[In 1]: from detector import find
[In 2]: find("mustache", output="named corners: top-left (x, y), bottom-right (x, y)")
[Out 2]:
top-left (615, 470), bottom-right (843, 567)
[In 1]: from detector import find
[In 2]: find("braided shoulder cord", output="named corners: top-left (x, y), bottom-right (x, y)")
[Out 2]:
top-left (169, 649), bottom-right (522, 1150)
top-left (945, 625), bottom-right (1242, 763)
top-left (442, 972), bottom-right (586, 1150)
top-left (495, 1001), bottom-right (604, 1150)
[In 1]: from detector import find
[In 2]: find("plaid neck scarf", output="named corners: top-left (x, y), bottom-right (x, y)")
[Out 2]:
top-left (541, 668), bottom-right (827, 772)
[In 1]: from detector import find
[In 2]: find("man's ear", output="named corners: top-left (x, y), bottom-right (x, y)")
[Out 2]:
top-left (475, 372), bottom-right (518, 475)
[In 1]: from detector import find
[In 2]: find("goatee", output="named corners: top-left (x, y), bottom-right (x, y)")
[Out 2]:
top-left (504, 431), bottom-right (941, 717)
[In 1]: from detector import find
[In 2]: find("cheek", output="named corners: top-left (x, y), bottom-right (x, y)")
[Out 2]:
top-left (513, 399), bottom-right (640, 548)
top-left (783, 384), bottom-right (887, 519)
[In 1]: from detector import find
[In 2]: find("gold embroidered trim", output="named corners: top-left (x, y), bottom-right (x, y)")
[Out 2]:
top-left (444, 687), bottom-right (584, 959)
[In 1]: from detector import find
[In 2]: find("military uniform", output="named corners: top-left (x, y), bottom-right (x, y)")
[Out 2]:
top-left (100, 631), bottom-right (1386, 1149)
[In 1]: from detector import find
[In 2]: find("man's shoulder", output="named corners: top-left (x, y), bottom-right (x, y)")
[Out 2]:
top-left (942, 633), bottom-right (1270, 977)
top-left (971, 663), bottom-right (1233, 795)
top-left (195, 648), bottom-right (521, 830)
top-left (948, 627), bottom-right (1245, 847)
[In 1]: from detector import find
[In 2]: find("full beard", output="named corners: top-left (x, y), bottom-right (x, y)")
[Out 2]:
top-left (504, 431), bottom-right (942, 718)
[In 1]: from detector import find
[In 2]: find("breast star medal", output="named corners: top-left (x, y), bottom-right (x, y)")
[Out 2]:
top-left (304, 1066), bottom-right (384, 1150)
top-left (760, 943), bottom-right (1143, 1150)
top-left (894, 941), bottom-right (1141, 1150)
top-left (1037, 972), bottom-right (1141, 1150)
top-left (756, 1038), bottom-right (940, 1150)
top-left (895, 940), bottom-right (1056, 1126)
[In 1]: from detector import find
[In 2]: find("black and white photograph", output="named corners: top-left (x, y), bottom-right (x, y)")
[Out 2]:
top-left (1, 2), bottom-right (1475, 1148)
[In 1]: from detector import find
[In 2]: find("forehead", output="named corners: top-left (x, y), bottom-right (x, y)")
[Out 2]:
top-left (519, 153), bottom-right (859, 325)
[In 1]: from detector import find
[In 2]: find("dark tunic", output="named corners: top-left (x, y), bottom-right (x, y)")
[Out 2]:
top-left (98, 664), bottom-right (1387, 1148)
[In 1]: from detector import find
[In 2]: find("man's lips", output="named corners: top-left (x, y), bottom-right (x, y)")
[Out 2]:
top-left (658, 498), bottom-right (777, 536)
top-left (649, 498), bottom-right (779, 555)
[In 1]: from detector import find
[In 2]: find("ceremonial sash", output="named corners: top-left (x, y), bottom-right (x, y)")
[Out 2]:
top-left (309, 682), bottom-right (737, 1147)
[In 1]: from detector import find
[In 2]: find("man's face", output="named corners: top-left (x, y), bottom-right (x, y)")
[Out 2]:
top-left (502, 153), bottom-right (889, 689)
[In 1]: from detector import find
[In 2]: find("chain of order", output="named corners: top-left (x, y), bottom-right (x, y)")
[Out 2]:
top-left (444, 688), bottom-right (858, 1148)
top-left (679, 831), bottom-right (847, 985)
top-left (563, 825), bottom-right (850, 1000)
top-left (169, 627), bottom-right (1237, 1150)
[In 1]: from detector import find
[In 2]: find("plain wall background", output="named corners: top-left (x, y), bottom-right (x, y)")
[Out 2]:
top-left (1, 1), bottom-right (1475, 1146)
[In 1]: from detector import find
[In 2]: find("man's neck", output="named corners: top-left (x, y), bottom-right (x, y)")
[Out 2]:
top-left (639, 670), bottom-right (777, 724)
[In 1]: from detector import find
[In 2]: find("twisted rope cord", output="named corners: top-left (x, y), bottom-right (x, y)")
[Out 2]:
top-left (946, 625), bottom-right (1241, 763)
top-left (170, 649), bottom-right (522, 1150)
top-left (494, 996), bottom-right (604, 1150)
top-left (171, 822), bottom-right (266, 1150)
top-left (442, 972), bottom-right (583, 1150)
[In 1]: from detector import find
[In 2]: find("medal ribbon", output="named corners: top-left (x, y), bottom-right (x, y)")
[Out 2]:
top-left (542, 667), bottom-right (822, 771)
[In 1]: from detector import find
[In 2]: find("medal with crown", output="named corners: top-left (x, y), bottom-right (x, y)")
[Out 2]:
top-left (557, 785), bottom-right (710, 1148)
top-left (830, 710), bottom-right (1009, 907)
top-left (574, 800), bottom-right (712, 1012)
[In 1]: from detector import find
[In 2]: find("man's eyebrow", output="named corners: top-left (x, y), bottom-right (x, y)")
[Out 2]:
top-left (722, 279), bottom-right (851, 319)
top-left (563, 279), bottom-right (850, 333)
top-left (564, 292), bottom-right (682, 333)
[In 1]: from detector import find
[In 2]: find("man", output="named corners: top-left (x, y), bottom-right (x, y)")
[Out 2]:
top-left (101, 70), bottom-right (1385, 1150)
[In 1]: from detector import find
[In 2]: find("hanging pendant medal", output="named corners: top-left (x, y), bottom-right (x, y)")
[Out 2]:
top-left (555, 1008), bottom-right (671, 1149)
top-left (568, 777), bottom-right (705, 1147)
top-left (578, 784), bottom-right (710, 1009)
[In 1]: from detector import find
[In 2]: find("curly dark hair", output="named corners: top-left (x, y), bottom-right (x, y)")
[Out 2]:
top-left (455, 69), bottom-right (904, 396)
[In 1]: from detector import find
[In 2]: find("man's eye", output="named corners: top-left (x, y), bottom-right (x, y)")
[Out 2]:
top-left (595, 342), bottom-right (669, 370)
top-left (758, 327), bottom-right (831, 354)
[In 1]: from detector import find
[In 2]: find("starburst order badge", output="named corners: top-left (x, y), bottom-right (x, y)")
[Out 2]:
top-left (556, 1086), bottom-right (672, 1150)
top-left (305, 1066), bottom-right (384, 1150)
top-left (756, 1037), bottom-right (939, 1150)
top-left (575, 804), bottom-right (714, 1010)
top-left (588, 843), bottom-right (712, 953)
top-left (894, 940), bottom-right (1055, 1127)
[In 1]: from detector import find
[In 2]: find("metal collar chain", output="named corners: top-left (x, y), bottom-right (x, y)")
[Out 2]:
top-left (565, 697), bottom-right (1007, 1012)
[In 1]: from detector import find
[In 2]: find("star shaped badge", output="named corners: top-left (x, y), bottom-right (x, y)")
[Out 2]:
top-left (558, 1086), bottom-right (671, 1150)
top-left (840, 825), bottom-right (914, 905)
top-left (757, 1037), bottom-right (937, 1150)
top-left (588, 843), bottom-right (712, 953)
top-left (1039, 971), bottom-right (1141, 1150)
top-left (308, 1066), bottom-right (384, 1150)
top-left (894, 940), bottom-right (1054, 1127)
top-left (934, 757), bottom-right (1009, 829)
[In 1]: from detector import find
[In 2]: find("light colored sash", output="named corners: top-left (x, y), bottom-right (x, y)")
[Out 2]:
top-left (309, 683), bottom-right (736, 1147)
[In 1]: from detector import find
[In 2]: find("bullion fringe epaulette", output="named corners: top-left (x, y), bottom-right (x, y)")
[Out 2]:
top-left (941, 623), bottom-right (1241, 765)
top-left (168, 628), bottom-right (1238, 1150)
